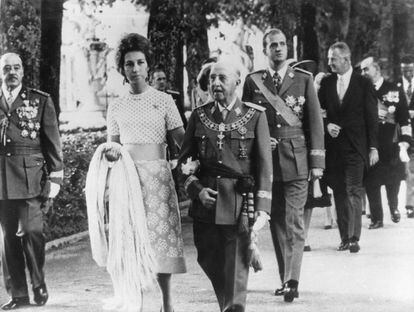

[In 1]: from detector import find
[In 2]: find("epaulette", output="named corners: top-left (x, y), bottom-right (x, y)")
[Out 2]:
top-left (195, 101), bottom-right (213, 109)
top-left (244, 102), bottom-right (266, 112)
top-left (293, 67), bottom-right (312, 76)
top-left (167, 89), bottom-right (180, 95)
top-left (247, 69), bottom-right (266, 77)
top-left (31, 88), bottom-right (50, 97)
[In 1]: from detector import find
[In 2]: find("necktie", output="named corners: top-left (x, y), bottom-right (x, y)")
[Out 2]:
top-left (273, 73), bottom-right (282, 93)
top-left (221, 108), bottom-right (229, 121)
top-left (5, 91), bottom-right (13, 111)
top-left (338, 76), bottom-right (345, 102)
top-left (407, 81), bottom-right (413, 102)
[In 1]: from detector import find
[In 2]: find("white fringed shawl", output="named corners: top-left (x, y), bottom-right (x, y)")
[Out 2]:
top-left (85, 143), bottom-right (157, 311)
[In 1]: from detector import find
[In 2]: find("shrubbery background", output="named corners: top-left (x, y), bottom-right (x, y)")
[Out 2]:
top-left (43, 128), bottom-right (106, 242)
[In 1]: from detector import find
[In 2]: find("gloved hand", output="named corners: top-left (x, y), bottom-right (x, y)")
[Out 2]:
top-left (399, 142), bottom-right (410, 163)
top-left (49, 182), bottom-right (61, 198)
top-left (181, 157), bottom-right (200, 175)
top-left (252, 211), bottom-right (270, 232)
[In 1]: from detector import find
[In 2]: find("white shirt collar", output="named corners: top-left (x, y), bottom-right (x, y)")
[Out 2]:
top-left (268, 62), bottom-right (289, 81)
top-left (337, 67), bottom-right (353, 84)
top-left (1, 83), bottom-right (22, 102)
top-left (217, 97), bottom-right (237, 112)
top-left (402, 76), bottom-right (414, 90)
top-left (374, 77), bottom-right (384, 90)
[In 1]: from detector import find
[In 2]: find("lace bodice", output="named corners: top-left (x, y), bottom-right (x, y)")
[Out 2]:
top-left (107, 87), bottom-right (183, 144)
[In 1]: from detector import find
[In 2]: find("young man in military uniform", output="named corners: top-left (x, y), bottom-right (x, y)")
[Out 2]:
top-left (360, 56), bottom-right (411, 229)
top-left (242, 28), bottom-right (325, 302)
top-left (0, 52), bottom-right (63, 310)
top-left (178, 61), bottom-right (272, 312)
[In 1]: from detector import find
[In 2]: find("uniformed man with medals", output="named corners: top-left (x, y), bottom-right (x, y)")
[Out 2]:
top-left (178, 61), bottom-right (272, 312)
top-left (0, 53), bottom-right (63, 310)
top-left (242, 28), bottom-right (325, 302)
top-left (360, 56), bottom-right (411, 228)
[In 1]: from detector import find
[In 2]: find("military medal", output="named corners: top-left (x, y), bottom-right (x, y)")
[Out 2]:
top-left (217, 123), bottom-right (225, 150)
top-left (238, 126), bottom-right (248, 159)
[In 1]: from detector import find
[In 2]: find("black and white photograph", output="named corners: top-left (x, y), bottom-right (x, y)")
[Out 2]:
top-left (0, 0), bottom-right (413, 311)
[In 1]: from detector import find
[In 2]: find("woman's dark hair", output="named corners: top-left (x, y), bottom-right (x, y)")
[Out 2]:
top-left (115, 33), bottom-right (151, 79)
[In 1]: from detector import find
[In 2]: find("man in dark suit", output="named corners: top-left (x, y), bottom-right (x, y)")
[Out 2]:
top-left (318, 42), bottom-right (379, 253)
top-left (0, 52), bottom-right (63, 310)
top-left (242, 28), bottom-right (325, 302)
top-left (398, 55), bottom-right (414, 219)
top-left (178, 61), bottom-right (272, 312)
top-left (360, 56), bottom-right (411, 229)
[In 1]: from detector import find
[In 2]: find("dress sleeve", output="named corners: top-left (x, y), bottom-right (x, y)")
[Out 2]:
top-left (165, 94), bottom-right (184, 130)
top-left (107, 100), bottom-right (120, 136)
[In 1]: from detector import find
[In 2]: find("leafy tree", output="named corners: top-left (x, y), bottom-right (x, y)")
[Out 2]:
top-left (0, 0), bottom-right (41, 88)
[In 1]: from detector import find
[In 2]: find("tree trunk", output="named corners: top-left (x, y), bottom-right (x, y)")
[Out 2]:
top-left (148, 0), bottom-right (184, 102)
top-left (40, 0), bottom-right (63, 117)
top-left (300, 1), bottom-right (319, 64)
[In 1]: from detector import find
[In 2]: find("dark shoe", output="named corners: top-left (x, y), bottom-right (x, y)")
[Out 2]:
top-left (337, 241), bottom-right (349, 251)
top-left (368, 221), bottom-right (383, 229)
top-left (406, 206), bottom-right (414, 218)
top-left (303, 245), bottom-right (311, 252)
top-left (33, 284), bottom-right (48, 306)
top-left (274, 286), bottom-right (284, 296)
top-left (1, 297), bottom-right (30, 310)
top-left (283, 286), bottom-right (299, 302)
top-left (391, 209), bottom-right (401, 223)
top-left (324, 225), bottom-right (332, 230)
top-left (349, 241), bottom-right (360, 253)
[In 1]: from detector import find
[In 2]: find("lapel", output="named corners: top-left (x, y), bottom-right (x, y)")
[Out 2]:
top-left (224, 98), bottom-right (243, 124)
top-left (0, 89), bottom-right (7, 113)
top-left (9, 86), bottom-right (28, 113)
top-left (278, 67), bottom-right (295, 96)
top-left (262, 70), bottom-right (277, 95)
top-left (328, 74), bottom-right (341, 111)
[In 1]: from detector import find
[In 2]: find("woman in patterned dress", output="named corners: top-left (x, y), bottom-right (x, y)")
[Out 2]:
top-left (105, 33), bottom-right (186, 312)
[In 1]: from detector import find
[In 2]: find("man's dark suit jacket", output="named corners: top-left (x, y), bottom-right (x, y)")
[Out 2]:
top-left (318, 71), bottom-right (378, 170)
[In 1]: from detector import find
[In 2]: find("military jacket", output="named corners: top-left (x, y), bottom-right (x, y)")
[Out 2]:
top-left (242, 67), bottom-right (325, 182)
top-left (178, 98), bottom-right (272, 225)
top-left (375, 80), bottom-right (411, 161)
top-left (0, 86), bottom-right (63, 199)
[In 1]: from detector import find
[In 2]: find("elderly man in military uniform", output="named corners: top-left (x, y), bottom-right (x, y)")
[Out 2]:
top-left (242, 28), bottom-right (325, 302)
top-left (0, 52), bottom-right (63, 310)
top-left (360, 56), bottom-right (411, 229)
top-left (178, 61), bottom-right (272, 312)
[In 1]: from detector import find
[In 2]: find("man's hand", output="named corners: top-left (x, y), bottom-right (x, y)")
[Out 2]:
top-left (198, 188), bottom-right (218, 209)
top-left (270, 137), bottom-right (278, 151)
top-left (369, 148), bottom-right (379, 166)
top-left (310, 168), bottom-right (324, 180)
top-left (409, 110), bottom-right (414, 119)
top-left (252, 211), bottom-right (270, 232)
top-left (49, 182), bottom-right (60, 198)
top-left (327, 123), bottom-right (341, 138)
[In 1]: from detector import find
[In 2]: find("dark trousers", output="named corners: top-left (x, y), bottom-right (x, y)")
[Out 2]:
top-left (366, 182), bottom-right (400, 223)
top-left (193, 221), bottom-right (249, 312)
top-left (269, 179), bottom-right (308, 285)
top-left (0, 198), bottom-right (45, 298)
top-left (328, 147), bottom-right (365, 242)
